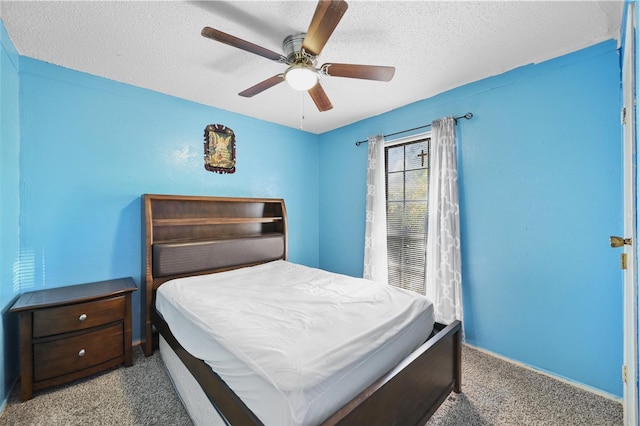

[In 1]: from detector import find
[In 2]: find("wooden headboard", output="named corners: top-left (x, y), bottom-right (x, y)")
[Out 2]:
top-left (142, 194), bottom-right (288, 356)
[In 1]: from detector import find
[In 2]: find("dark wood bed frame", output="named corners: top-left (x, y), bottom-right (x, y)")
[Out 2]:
top-left (142, 193), bottom-right (462, 425)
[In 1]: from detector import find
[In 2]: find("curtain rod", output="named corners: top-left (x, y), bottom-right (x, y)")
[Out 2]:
top-left (354, 112), bottom-right (473, 146)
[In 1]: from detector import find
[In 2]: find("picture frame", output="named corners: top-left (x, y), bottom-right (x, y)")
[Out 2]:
top-left (204, 124), bottom-right (236, 174)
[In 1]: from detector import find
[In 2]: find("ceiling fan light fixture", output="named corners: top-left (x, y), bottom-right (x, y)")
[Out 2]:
top-left (284, 64), bottom-right (318, 91)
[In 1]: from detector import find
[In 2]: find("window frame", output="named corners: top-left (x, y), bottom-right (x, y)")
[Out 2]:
top-left (384, 132), bottom-right (431, 294)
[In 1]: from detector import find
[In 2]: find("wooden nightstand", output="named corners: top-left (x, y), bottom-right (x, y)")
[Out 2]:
top-left (10, 277), bottom-right (137, 401)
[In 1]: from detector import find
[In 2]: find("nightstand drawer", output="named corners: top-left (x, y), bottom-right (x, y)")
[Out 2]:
top-left (33, 323), bottom-right (124, 382)
top-left (33, 296), bottom-right (125, 338)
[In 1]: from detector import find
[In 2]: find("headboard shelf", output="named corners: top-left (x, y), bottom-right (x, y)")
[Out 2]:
top-left (153, 217), bottom-right (283, 226)
top-left (153, 232), bottom-right (285, 245)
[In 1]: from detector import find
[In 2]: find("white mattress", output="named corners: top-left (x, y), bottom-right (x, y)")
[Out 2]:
top-left (156, 260), bottom-right (434, 425)
top-left (159, 336), bottom-right (225, 426)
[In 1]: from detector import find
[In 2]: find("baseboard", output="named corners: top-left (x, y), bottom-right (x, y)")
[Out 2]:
top-left (0, 375), bottom-right (20, 418)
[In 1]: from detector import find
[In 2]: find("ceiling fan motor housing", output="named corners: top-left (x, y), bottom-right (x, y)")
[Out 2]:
top-left (282, 33), bottom-right (316, 65)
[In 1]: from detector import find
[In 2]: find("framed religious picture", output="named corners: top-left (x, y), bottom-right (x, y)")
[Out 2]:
top-left (204, 124), bottom-right (236, 174)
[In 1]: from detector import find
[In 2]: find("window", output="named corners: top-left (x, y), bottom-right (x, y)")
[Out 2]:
top-left (385, 137), bottom-right (430, 294)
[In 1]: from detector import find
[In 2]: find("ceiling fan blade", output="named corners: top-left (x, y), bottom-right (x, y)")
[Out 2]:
top-left (308, 83), bottom-right (333, 112)
top-left (239, 75), bottom-right (285, 97)
top-left (201, 27), bottom-right (285, 62)
top-left (322, 63), bottom-right (395, 81)
top-left (302, 0), bottom-right (348, 56)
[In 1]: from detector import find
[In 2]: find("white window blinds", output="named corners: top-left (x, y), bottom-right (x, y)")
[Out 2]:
top-left (385, 138), bottom-right (429, 294)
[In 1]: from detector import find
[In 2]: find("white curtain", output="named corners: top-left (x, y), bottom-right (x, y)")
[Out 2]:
top-left (363, 135), bottom-right (389, 283)
top-left (426, 117), bottom-right (464, 325)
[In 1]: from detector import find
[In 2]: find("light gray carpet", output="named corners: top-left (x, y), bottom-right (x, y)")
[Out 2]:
top-left (0, 345), bottom-right (623, 425)
top-left (0, 347), bottom-right (191, 426)
top-left (427, 346), bottom-right (623, 426)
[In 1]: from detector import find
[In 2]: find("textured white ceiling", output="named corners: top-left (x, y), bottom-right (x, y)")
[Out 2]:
top-left (1, 1), bottom-right (624, 134)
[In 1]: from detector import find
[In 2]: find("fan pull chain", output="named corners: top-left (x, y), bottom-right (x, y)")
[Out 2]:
top-left (299, 92), bottom-right (305, 130)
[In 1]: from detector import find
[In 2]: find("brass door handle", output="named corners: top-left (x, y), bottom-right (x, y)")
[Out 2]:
top-left (610, 236), bottom-right (632, 248)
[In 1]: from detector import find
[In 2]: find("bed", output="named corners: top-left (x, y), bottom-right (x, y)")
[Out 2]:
top-left (142, 194), bottom-right (462, 425)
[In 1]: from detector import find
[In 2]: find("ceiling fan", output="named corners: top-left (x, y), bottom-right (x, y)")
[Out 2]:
top-left (201, 0), bottom-right (395, 112)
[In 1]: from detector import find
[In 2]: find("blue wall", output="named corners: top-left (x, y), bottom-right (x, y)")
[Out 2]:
top-left (0, 20), bottom-right (21, 407)
top-left (319, 40), bottom-right (623, 397)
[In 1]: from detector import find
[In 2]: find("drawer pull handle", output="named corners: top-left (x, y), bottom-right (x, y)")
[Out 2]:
top-left (78, 313), bottom-right (87, 321)
top-left (78, 349), bottom-right (86, 357)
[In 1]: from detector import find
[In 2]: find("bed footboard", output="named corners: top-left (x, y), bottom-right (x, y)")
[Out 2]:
top-left (322, 320), bottom-right (462, 426)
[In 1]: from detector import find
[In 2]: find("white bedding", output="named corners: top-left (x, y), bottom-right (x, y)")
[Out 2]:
top-left (156, 260), bottom-right (434, 425)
